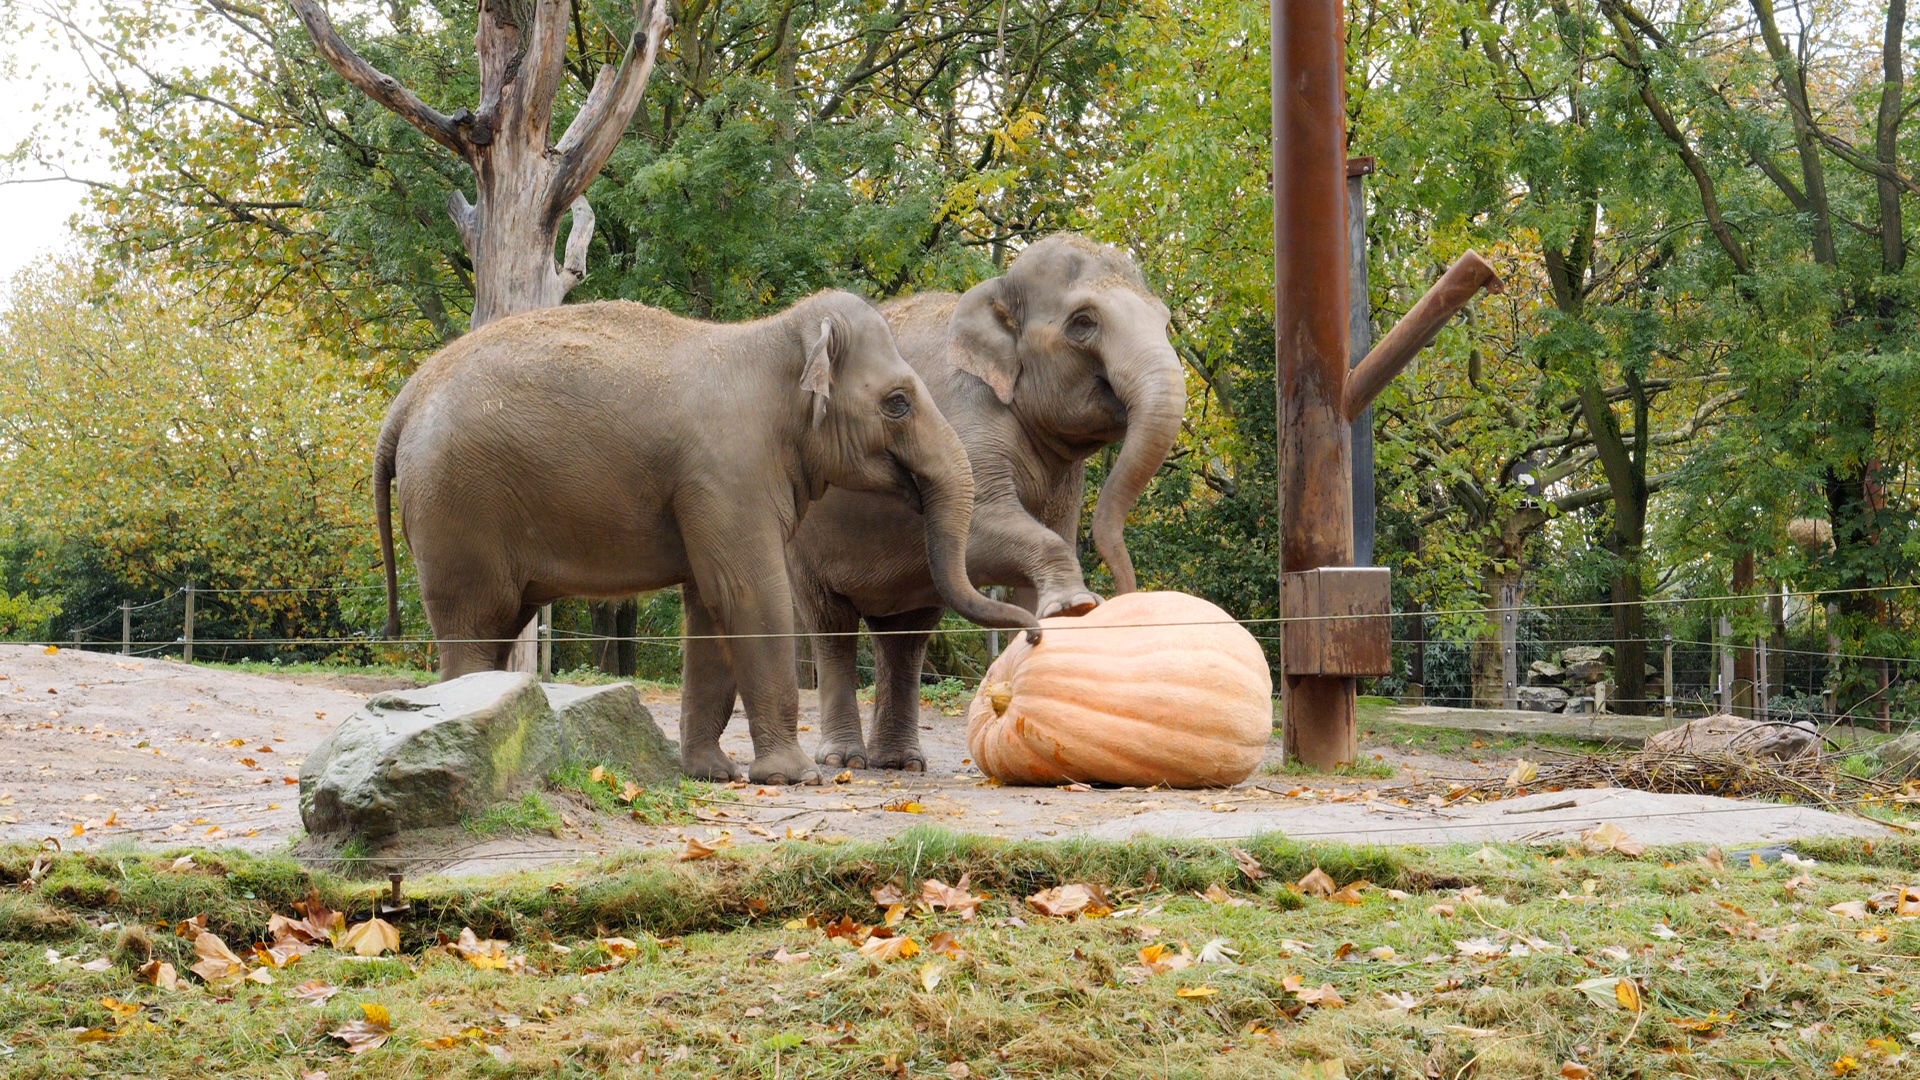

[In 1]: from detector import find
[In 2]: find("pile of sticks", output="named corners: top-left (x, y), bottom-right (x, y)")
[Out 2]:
top-left (1446, 748), bottom-right (1898, 814)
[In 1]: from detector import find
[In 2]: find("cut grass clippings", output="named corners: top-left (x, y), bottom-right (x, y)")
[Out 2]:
top-left (2, 829), bottom-right (1918, 1077)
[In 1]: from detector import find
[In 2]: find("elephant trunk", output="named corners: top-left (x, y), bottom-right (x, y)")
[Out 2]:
top-left (903, 420), bottom-right (1042, 637)
top-left (1090, 346), bottom-right (1185, 594)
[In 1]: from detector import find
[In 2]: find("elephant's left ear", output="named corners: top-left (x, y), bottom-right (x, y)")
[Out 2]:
top-left (801, 318), bottom-right (834, 428)
top-left (948, 276), bottom-right (1021, 406)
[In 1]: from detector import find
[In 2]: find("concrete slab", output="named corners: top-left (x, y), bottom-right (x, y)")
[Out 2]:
top-left (1376, 705), bottom-right (1668, 746)
top-left (1079, 786), bottom-right (1896, 848)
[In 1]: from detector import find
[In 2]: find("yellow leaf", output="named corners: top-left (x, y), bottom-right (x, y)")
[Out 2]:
top-left (858, 935), bottom-right (920, 962)
top-left (1615, 978), bottom-right (1642, 1013)
top-left (338, 918), bottom-right (400, 957)
top-left (1505, 759), bottom-right (1537, 788)
top-left (918, 961), bottom-right (946, 992)
top-left (1175, 986), bottom-right (1219, 998)
top-left (360, 1002), bottom-right (391, 1026)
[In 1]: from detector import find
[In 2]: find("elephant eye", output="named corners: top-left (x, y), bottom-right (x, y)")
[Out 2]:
top-left (881, 391), bottom-right (912, 419)
top-left (1066, 311), bottom-right (1098, 342)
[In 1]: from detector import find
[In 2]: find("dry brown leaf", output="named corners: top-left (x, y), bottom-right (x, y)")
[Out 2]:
top-left (1137, 943), bottom-right (1191, 975)
top-left (330, 1003), bottom-right (393, 1054)
top-left (769, 947), bottom-right (811, 965)
top-left (1200, 882), bottom-right (1251, 908)
top-left (1505, 759), bottom-right (1538, 788)
top-left (920, 876), bottom-right (984, 920)
top-left (871, 882), bottom-right (906, 907)
top-left (1580, 822), bottom-right (1646, 857)
top-left (924, 930), bottom-right (965, 960)
top-left (292, 980), bottom-right (340, 1007)
top-left (1827, 900), bottom-right (1869, 921)
top-left (1328, 880), bottom-right (1370, 905)
top-left (1026, 883), bottom-right (1108, 919)
top-left (1560, 1063), bottom-right (1594, 1079)
top-left (188, 931), bottom-right (247, 986)
top-left (338, 917), bottom-right (400, 957)
top-left (137, 959), bottom-right (178, 991)
top-left (858, 935), bottom-right (921, 962)
top-left (678, 837), bottom-right (719, 861)
top-left (447, 927), bottom-right (515, 970)
top-left (1297, 867), bottom-right (1337, 897)
top-left (1229, 846), bottom-right (1267, 880)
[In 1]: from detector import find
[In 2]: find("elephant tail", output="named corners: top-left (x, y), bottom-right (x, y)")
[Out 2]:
top-left (374, 395), bottom-right (406, 641)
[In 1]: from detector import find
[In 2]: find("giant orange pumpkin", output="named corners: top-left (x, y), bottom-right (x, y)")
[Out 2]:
top-left (965, 591), bottom-right (1273, 787)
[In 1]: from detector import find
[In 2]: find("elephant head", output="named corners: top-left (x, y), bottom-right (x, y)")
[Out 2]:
top-left (794, 292), bottom-right (1038, 634)
top-left (946, 235), bottom-right (1184, 593)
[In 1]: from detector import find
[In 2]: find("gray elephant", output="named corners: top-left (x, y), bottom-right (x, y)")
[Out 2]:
top-left (373, 291), bottom-right (1037, 785)
top-left (788, 235), bottom-right (1185, 770)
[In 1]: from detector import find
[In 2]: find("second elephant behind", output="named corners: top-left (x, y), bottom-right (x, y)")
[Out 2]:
top-left (789, 234), bottom-right (1185, 771)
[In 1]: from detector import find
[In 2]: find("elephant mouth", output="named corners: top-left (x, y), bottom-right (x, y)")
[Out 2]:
top-left (893, 457), bottom-right (927, 515)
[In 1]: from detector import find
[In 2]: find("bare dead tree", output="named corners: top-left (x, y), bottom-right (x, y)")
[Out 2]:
top-left (290, 0), bottom-right (672, 328)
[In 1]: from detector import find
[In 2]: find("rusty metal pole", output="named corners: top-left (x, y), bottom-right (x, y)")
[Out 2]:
top-left (1274, 0), bottom-right (1356, 769)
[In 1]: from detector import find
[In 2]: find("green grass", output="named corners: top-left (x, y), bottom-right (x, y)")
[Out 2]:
top-left (1264, 758), bottom-right (1396, 779)
top-left (547, 764), bottom-right (719, 825)
top-left (1361, 719), bottom-right (1620, 757)
top-left (459, 791), bottom-right (562, 837)
top-left (3, 832), bottom-right (1918, 1077)
top-left (919, 676), bottom-right (975, 714)
top-left (198, 658), bottom-right (438, 684)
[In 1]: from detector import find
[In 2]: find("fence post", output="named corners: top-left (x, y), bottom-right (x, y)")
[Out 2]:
top-left (1661, 633), bottom-right (1674, 722)
top-left (122, 601), bottom-right (132, 656)
top-left (183, 582), bottom-right (195, 663)
top-left (73, 627), bottom-right (82, 650)
top-left (1499, 581), bottom-right (1518, 711)
top-left (1716, 615), bottom-right (1732, 713)
top-left (1755, 634), bottom-right (1769, 722)
top-left (537, 604), bottom-right (553, 681)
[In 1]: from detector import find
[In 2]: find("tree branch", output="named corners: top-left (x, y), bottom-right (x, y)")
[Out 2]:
top-left (549, 0), bottom-right (672, 219)
top-left (554, 195), bottom-right (595, 297)
top-left (289, 0), bottom-right (474, 160)
top-left (445, 189), bottom-right (478, 254)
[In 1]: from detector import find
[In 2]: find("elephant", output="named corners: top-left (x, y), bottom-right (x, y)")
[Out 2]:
top-left (788, 234), bottom-right (1186, 771)
top-left (373, 290), bottom-right (1037, 785)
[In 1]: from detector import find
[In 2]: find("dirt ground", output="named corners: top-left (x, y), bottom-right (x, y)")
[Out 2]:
top-left (0, 644), bottom-right (1891, 877)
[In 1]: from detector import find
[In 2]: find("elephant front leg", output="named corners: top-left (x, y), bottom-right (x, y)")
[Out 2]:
top-left (969, 502), bottom-right (1100, 618)
top-left (805, 593), bottom-right (869, 770)
top-left (688, 553), bottom-right (821, 787)
top-left (678, 581), bottom-right (742, 782)
top-left (867, 607), bottom-right (944, 771)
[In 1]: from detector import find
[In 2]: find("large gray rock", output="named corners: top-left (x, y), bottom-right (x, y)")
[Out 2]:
top-left (299, 673), bottom-right (678, 838)
top-left (1880, 731), bottom-right (1920, 782)
top-left (1564, 659), bottom-right (1608, 683)
top-left (1644, 714), bottom-right (1818, 761)
top-left (1527, 660), bottom-right (1564, 685)
top-left (1560, 645), bottom-right (1608, 666)
top-left (1517, 685), bottom-right (1570, 713)
top-left (545, 682), bottom-right (679, 784)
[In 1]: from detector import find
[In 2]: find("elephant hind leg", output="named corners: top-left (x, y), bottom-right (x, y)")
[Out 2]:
top-left (424, 585), bottom-right (533, 680)
top-left (678, 581), bottom-right (743, 782)
top-left (806, 592), bottom-right (868, 770)
top-left (867, 607), bottom-right (943, 771)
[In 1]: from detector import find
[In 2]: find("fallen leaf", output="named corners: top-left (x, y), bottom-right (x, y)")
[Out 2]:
top-left (330, 1003), bottom-right (393, 1054)
top-left (1328, 881), bottom-right (1370, 905)
top-left (1574, 976), bottom-right (1641, 1012)
top-left (1137, 942), bottom-right (1191, 975)
top-left (292, 980), bottom-right (340, 1007)
top-left (1505, 759), bottom-right (1538, 788)
top-left (883, 800), bottom-right (926, 814)
top-left (338, 918), bottom-right (400, 957)
top-left (447, 928), bottom-right (515, 970)
top-left (858, 935), bottom-right (920, 962)
top-left (769, 947), bottom-right (811, 965)
top-left (189, 931), bottom-right (248, 986)
top-left (1380, 991), bottom-right (1421, 1011)
top-left (920, 876), bottom-right (984, 920)
top-left (678, 837), bottom-right (719, 861)
top-left (1297, 1059), bottom-right (1347, 1080)
top-left (137, 959), bottom-right (178, 991)
top-left (918, 961), bottom-right (945, 992)
top-left (1229, 846), bottom-right (1267, 880)
top-left (1175, 985), bottom-right (1218, 998)
top-left (872, 883), bottom-right (906, 907)
top-left (1560, 1063), bottom-right (1594, 1079)
top-left (1026, 883), bottom-right (1109, 919)
top-left (1197, 938), bottom-right (1239, 964)
top-left (1827, 901), bottom-right (1869, 921)
top-left (1200, 882), bottom-right (1251, 908)
top-left (924, 930), bottom-right (965, 960)
top-left (1580, 822), bottom-right (1646, 857)
top-left (1297, 867), bottom-right (1337, 897)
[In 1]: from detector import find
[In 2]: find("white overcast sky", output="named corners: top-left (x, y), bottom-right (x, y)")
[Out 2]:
top-left (0, 30), bottom-right (105, 291)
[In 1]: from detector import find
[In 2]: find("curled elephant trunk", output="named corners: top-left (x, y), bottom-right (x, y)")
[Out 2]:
top-left (1090, 347), bottom-right (1185, 594)
top-left (903, 420), bottom-right (1042, 639)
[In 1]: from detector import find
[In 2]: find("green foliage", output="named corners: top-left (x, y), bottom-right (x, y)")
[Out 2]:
top-left (0, 589), bottom-right (59, 641)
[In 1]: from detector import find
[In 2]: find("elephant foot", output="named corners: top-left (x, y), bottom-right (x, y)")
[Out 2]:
top-left (870, 745), bottom-right (927, 772)
top-left (1037, 590), bottom-right (1101, 619)
top-left (681, 743), bottom-right (742, 783)
top-left (750, 746), bottom-right (823, 786)
top-left (814, 738), bottom-right (869, 771)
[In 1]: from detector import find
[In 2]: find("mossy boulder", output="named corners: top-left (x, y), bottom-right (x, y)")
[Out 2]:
top-left (299, 673), bottom-right (677, 839)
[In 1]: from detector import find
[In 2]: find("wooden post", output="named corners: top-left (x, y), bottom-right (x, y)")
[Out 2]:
top-left (73, 627), bottom-right (82, 650)
top-left (1498, 581), bottom-right (1519, 710)
top-left (1825, 602), bottom-right (1840, 719)
top-left (121, 601), bottom-right (131, 656)
top-left (183, 582), bottom-right (195, 664)
top-left (537, 604), bottom-right (553, 681)
top-left (1755, 633), bottom-right (1769, 722)
top-left (1731, 551), bottom-right (1755, 717)
top-left (1662, 632), bottom-right (1674, 721)
top-left (1728, 611), bottom-right (1743, 711)
top-left (1348, 159), bottom-right (1376, 567)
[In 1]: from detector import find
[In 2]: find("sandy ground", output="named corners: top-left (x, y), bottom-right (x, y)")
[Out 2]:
top-left (0, 644), bottom-right (1892, 878)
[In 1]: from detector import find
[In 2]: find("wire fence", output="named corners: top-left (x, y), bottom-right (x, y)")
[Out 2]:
top-left (25, 579), bottom-right (1920, 729)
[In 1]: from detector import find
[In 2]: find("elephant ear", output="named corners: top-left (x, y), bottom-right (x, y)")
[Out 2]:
top-left (948, 276), bottom-right (1022, 405)
top-left (800, 318), bottom-right (835, 429)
